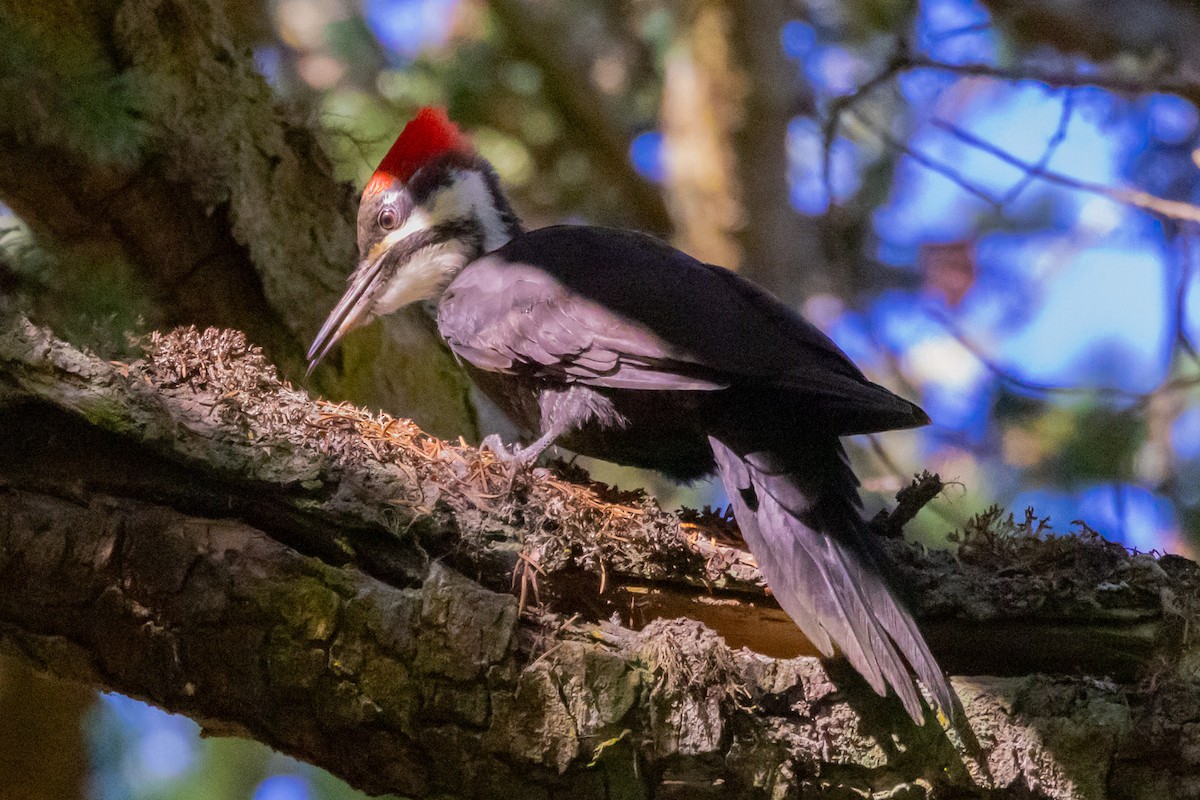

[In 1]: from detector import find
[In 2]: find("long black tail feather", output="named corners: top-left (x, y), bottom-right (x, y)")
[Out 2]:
top-left (708, 435), bottom-right (954, 722)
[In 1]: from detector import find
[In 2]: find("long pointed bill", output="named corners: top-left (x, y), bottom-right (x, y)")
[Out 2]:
top-left (305, 254), bottom-right (387, 377)
top-left (306, 221), bottom-right (443, 377)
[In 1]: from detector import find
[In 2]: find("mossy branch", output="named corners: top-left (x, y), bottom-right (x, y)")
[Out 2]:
top-left (2, 312), bottom-right (1199, 799)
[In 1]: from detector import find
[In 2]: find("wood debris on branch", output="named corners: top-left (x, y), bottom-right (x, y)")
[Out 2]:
top-left (2, 311), bottom-right (1200, 799)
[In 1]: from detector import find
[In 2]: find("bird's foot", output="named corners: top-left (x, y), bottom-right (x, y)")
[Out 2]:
top-left (480, 434), bottom-right (548, 468)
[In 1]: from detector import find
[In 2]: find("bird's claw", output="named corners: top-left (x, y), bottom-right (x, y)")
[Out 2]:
top-left (480, 434), bottom-right (541, 467)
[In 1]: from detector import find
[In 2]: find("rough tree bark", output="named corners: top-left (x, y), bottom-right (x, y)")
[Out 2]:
top-left (1, 311), bottom-right (1198, 800)
top-left (0, 0), bottom-right (477, 439)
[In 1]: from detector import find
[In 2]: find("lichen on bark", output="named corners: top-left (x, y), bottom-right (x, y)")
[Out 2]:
top-left (3, 313), bottom-right (1200, 798)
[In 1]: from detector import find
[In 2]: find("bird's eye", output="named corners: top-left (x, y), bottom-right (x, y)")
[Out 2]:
top-left (378, 208), bottom-right (398, 230)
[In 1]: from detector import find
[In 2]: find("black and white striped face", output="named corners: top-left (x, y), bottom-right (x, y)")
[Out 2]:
top-left (307, 154), bottom-right (521, 373)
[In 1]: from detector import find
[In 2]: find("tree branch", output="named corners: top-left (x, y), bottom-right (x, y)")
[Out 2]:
top-left (825, 46), bottom-right (1200, 229)
top-left (3, 312), bottom-right (1200, 797)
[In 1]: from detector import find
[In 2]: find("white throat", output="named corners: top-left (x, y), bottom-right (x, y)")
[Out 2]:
top-left (372, 239), bottom-right (471, 315)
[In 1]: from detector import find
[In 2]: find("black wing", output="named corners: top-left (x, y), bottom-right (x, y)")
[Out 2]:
top-left (438, 226), bottom-right (927, 434)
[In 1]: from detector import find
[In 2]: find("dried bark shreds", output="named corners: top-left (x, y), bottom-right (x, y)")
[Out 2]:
top-left (134, 325), bottom-right (755, 593)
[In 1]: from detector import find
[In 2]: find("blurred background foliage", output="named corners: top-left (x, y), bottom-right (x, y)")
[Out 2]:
top-left (5, 0), bottom-right (1200, 796)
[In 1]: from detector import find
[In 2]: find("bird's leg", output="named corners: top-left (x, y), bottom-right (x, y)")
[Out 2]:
top-left (517, 427), bottom-right (562, 461)
top-left (480, 428), bottom-right (561, 467)
top-left (481, 386), bottom-right (618, 467)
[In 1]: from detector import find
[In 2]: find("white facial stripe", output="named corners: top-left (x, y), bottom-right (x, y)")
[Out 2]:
top-left (368, 206), bottom-right (433, 263)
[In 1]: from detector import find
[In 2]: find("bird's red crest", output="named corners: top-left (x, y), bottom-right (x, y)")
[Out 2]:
top-left (365, 107), bottom-right (473, 195)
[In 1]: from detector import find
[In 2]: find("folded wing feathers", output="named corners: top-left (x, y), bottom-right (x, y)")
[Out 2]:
top-left (710, 437), bottom-right (948, 723)
top-left (441, 270), bottom-right (726, 389)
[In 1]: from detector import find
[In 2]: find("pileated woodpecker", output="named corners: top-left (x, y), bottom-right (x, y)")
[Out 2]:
top-left (308, 107), bottom-right (953, 722)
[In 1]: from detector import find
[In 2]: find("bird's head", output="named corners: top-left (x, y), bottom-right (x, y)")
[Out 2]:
top-left (307, 107), bottom-right (520, 372)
